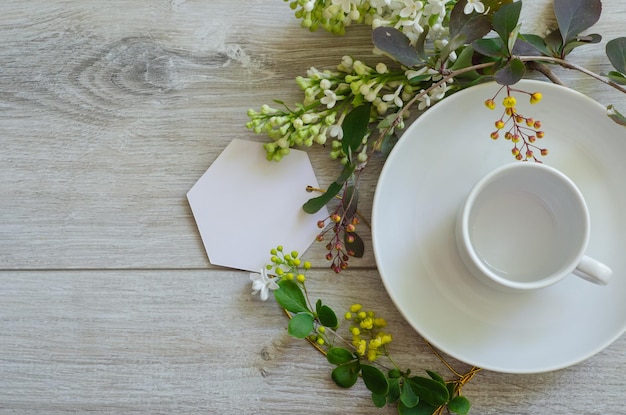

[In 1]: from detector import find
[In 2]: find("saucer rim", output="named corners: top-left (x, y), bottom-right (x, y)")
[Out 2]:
top-left (371, 79), bottom-right (626, 373)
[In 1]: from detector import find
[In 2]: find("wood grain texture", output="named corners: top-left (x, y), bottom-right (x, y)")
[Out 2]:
top-left (1, 1), bottom-right (624, 414)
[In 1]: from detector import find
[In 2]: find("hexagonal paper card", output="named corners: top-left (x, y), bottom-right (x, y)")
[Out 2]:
top-left (187, 139), bottom-right (329, 272)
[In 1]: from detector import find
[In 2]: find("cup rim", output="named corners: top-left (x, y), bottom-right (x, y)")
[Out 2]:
top-left (458, 162), bottom-right (590, 291)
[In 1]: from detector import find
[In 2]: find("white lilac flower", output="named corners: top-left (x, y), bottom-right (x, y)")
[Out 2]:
top-left (382, 85), bottom-right (404, 108)
top-left (430, 82), bottom-right (449, 100)
top-left (321, 89), bottom-right (338, 108)
top-left (303, 0), bottom-right (315, 12)
top-left (250, 268), bottom-right (279, 301)
top-left (332, 0), bottom-right (354, 14)
top-left (400, 0), bottom-right (424, 18)
top-left (424, 0), bottom-right (447, 17)
top-left (328, 124), bottom-right (344, 140)
top-left (417, 89), bottom-right (430, 110)
top-left (464, 0), bottom-right (485, 14)
top-left (400, 14), bottom-right (425, 35)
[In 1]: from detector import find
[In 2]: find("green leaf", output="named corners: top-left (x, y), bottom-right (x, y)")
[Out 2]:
top-left (288, 312), bottom-right (314, 338)
top-left (361, 364), bottom-right (389, 396)
top-left (341, 104), bottom-right (371, 157)
top-left (398, 400), bottom-right (437, 415)
top-left (388, 369), bottom-right (402, 378)
top-left (331, 361), bottom-right (361, 388)
top-left (315, 298), bottom-right (322, 314)
top-left (345, 231), bottom-right (365, 258)
top-left (317, 304), bottom-right (338, 329)
top-left (519, 33), bottom-right (550, 56)
top-left (342, 185), bottom-right (358, 220)
top-left (335, 162), bottom-right (356, 185)
top-left (449, 1), bottom-right (492, 44)
top-left (302, 181), bottom-right (342, 214)
top-left (606, 37), bottom-right (626, 74)
top-left (372, 393), bottom-right (387, 408)
top-left (372, 27), bottom-right (422, 67)
top-left (426, 370), bottom-right (446, 385)
top-left (400, 379), bottom-right (420, 408)
top-left (446, 382), bottom-right (457, 398)
top-left (408, 376), bottom-right (450, 407)
top-left (507, 23), bottom-right (522, 54)
top-left (448, 396), bottom-right (471, 415)
top-left (387, 377), bottom-right (401, 404)
top-left (482, 0), bottom-right (513, 13)
top-left (440, 33), bottom-right (467, 64)
top-left (562, 33), bottom-right (602, 56)
top-left (302, 163), bottom-right (354, 214)
top-left (554, 0), bottom-right (601, 43)
top-left (494, 57), bottom-right (525, 85)
top-left (415, 26), bottom-right (430, 62)
top-left (492, 1), bottom-right (522, 46)
top-left (472, 38), bottom-right (506, 58)
top-left (274, 279), bottom-right (309, 314)
top-left (607, 71), bottom-right (626, 85)
top-left (607, 105), bottom-right (626, 127)
top-left (327, 347), bottom-right (356, 365)
top-left (450, 45), bottom-right (476, 71)
top-left (544, 28), bottom-right (564, 56)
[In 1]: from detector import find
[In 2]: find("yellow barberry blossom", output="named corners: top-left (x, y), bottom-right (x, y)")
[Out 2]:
top-left (350, 304), bottom-right (362, 313)
top-left (530, 92), bottom-right (542, 104)
top-left (369, 337), bottom-right (383, 350)
top-left (356, 339), bottom-right (367, 356)
top-left (367, 349), bottom-right (379, 361)
top-left (374, 318), bottom-right (387, 328)
top-left (360, 317), bottom-right (374, 330)
top-left (503, 95), bottom-right (517, 108)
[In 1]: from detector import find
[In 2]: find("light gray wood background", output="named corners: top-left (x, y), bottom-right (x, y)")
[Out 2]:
top-left (1, 1), bottom-right (624, 414)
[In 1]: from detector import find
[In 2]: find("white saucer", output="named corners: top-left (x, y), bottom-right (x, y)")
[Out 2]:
top-left (372, 80), bottom-right (626, 373)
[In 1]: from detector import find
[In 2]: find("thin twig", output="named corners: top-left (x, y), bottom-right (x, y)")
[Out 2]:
top-left (527, 61), bottom-right (566, 86)
top-left (519, 55), bottom-right (626, 94)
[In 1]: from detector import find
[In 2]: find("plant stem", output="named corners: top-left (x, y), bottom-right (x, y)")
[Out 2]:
top-left (519, 55), bottom-right (626, 94)
top-left (527, 61), bottom-right (566, 86)
top-left (369, 61), bottom-right (498, 154)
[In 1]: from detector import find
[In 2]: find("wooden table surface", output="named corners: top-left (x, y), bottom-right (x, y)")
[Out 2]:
top-left (1, 1), bottom-right (624, 414)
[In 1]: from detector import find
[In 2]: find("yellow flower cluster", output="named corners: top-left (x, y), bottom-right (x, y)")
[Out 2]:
top-left (268, 246), bottom-right (312, 282)
top-left (484, 88), bottom-right (547, 161)
top-left (345, 304), bottom-right (392, 361)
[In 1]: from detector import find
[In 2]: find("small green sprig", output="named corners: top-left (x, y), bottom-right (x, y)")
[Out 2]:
top-left (258, 246), bottom-right (475, 415)
top-left (247, 59), bottom-right (417, 164)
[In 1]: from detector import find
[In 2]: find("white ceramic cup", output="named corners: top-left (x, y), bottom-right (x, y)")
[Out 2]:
top-left (455, 162), bottom-right (612, 292)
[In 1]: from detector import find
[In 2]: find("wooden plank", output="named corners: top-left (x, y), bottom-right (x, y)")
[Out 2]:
top-left (0, 0), bottom-right (379, 269)
top-left (1, 270), bottom-right (624, 414)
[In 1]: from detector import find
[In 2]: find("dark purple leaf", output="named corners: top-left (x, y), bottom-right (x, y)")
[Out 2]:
top-left (492, 1), bottom-right (522, 45)
top-left (372, 27), bottom-right (421, 67)
top-left (473, 38), bottom-right (506, 58)
top-left (606, 37), bottom-right (626, 74)
top-left (494, 58), bottom-right (525, 85)
top-left (514, 34), bottom-right (548, 56)
top-left (554, 0), bottom-right (601, 43)
top-left (449, 1), bottom-right (492, 44)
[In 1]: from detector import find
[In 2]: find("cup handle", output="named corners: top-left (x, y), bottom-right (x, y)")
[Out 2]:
top-left (573, 255), bottom-right (613, 285)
